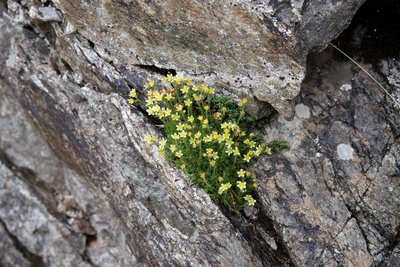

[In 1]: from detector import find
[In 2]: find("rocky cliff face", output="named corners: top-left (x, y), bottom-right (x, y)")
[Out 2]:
top-left (1, 0), bottom-right (399, 266)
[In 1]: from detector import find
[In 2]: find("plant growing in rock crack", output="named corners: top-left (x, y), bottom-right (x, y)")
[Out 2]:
top-left (129, 75), bottom-right (274, 209)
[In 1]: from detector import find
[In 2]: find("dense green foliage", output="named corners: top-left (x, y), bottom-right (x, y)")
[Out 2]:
top-left (129, 75), bottom-right (275, 209)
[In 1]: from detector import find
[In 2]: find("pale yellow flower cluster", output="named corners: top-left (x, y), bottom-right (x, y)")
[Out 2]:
top-left (135, 75), bottom-right (273, 208)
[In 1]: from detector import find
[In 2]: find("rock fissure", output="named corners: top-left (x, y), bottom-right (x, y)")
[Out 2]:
top-left (2, 0), bottom-right (399, 265)
top-left (0, 149), bottom-right (70, 226)
top-left (219, 206), bottom-right (293, 267)
top-left (0, 219), bottom-right (45, 267)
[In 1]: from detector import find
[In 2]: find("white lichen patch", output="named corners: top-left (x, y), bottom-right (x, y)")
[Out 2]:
top-left (337, 144), bottom-right (354, 160)
top-left (295, 103), bottom-right (311, 119)
top-left (340, 84), bottom-right (352, 91)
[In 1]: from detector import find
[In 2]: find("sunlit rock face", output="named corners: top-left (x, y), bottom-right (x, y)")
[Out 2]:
top-left (54, 0), bottom-right (365, 118)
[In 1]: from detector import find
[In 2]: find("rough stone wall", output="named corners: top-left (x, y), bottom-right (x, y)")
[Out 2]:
top-left (5, 0), bottom-right (365, 119)
top-left (1, 0), bottom-right (399, 266)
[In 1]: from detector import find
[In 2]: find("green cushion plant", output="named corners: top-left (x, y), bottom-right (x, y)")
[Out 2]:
top-left (129, 75), bottom-right (273, 209)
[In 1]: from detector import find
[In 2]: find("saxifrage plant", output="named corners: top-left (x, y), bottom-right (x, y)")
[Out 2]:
top-left (129, 75), bottom-right (273, 209)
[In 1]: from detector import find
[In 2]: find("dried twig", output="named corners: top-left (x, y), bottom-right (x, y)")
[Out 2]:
top-left (329, 42), bottom-right (400, 108)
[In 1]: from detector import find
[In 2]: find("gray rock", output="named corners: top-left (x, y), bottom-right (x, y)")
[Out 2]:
top-left (29, 6), bottom-right (62, 22)
top-left (256, 49), bottom-right (400, 266)
top-left (0, 7), bottom-right (267, 266)
top-left (1, 1), bottom-right (398, 266)
top-left (0, 222), bottom-right (31, 267)
top-left (48, 0), bottom-right (365, 118)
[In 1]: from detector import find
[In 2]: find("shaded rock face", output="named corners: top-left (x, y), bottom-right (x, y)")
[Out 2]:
top-left (1, 0), bottom-right (399, 267)
top-left (256, 49), bottom-right (400, 266)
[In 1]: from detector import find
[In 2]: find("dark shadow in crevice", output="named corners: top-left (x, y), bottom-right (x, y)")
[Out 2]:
top-left (134, 64), bottom-right (177, 76)
top-left (333, 0), bottom-right (400, 64)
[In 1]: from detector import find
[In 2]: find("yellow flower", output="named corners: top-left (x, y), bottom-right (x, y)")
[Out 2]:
top-left (248, 141), bottom-right (256, 148)
top-left (180, 164), bottom-right (186, 169)
top-left (176, 123), bottom-right (185, 131)
top-left (164, 108), bottom-right (172, 117)
top-left (146, 98), bottom-right (154, 107)
top-left (181, 86), bottom-right (189, 94)
top-left (202, 84), bottom-right (209, 93)
top-left (153, 105), bottom-right (161, 112)
top-left (166, 74), bottom-right (174, 82)
top-left (179, 131), bottom-right (187, 138)
top-left (244, 153), bottom-right (252, 162)
top-left (204, 105), bottom-right (210, 111)
top-left (188, 116), bottom-right (194, 123)
top-left (225, 139), bottom-right (233, 146)
top-left (255, 145), bottom-right (263, 155)
top-left (225, 146), bottom-right (233, 155)
top-left (145, 136), bottom-right (155, 145)
top-left (210, 160), bottom-right (216, 167)
top-left (174, 76), bottom-right (182, 84)
top-left (218, 183), bottom-right (232, 195)
top-left (194, 131), bottom-right (201, 139)
top-left (218, 176), bottom-right (224, 182)
top-left (175, 150), bottom-right (183, 158)
top-left (265, 147), bottom-right (272, 155)
top-left (144, 80), bottom-right (155, 89)
top-left (172, 133), bottom-right (180, 140)
top-left (238, 98), bottom-right (248, 107)
top-left (197, 115), bottom-right (203, 122)
top-left (128, 98), bottom-right (135, 104)
top-left (189, 138), bottom-right (197, 147)
top-left (184, 99), bottom-right (192, 107)
top-left (233, 147), bottom-right (240, 156)
top-left (170, 144), bottom-right (177, 152)
top-left (212, 153), bottom-right (219, 160)
top-left (159, 140), bottom-right (167, 150)
top-left (172, 113), bottom-right (180, 121)
top-left (237, 181), bottom-right (246, 191)
top-left (200, 172), bottom-right (206, 179)
top-left (176, 104), bottom-right (184, 112)
top-left (165, 93), bottom-right (174, 101)
top-left (237, 169), bottom-right (246, 178)
top-left (203, 135), bottom-right (213, 142)
top-left (129, 89), bottom-right (137, 98)
top-left (155, 92), bottom-right (163, 102)
top-left (221, 122), bottom-right (229, 129)
top-left (194, 94), bottom-right (203, 102)
top-left (244, 195), bottom-right (256, 206)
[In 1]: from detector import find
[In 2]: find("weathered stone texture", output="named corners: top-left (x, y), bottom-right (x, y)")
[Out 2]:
top-left (1, 0), bottom-right (399, 266)
top-left (50, 0), bottom-right (365, 118)
top-left (0, 4), bottom-right (271, 265)
top-left (255, 50), bottom-right (400, 266)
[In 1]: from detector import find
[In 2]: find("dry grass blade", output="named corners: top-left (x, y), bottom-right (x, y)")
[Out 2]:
top-left (329, 42), bottom-right (400, 108)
